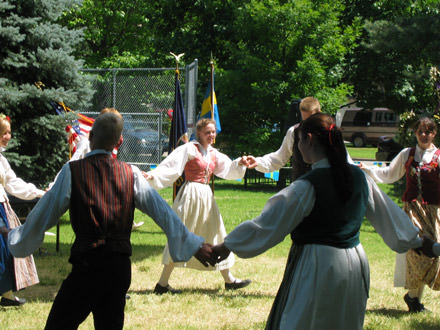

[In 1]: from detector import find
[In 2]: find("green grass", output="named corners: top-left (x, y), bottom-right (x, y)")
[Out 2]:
top-left (347, 146), bottom-right (377, 160)
top-left (0, 179), bottom-right (439, 329)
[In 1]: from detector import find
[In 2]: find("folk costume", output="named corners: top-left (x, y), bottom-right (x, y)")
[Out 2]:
top-left (7, 150), bottom-right (204, 329)
top-left (147, 141), bottom-right (246, 271)
top-left (363, 145), bottom-right (440, 291)
top-left (0, 150), bottom-right (43, 297)
top-left (225, 159), bottom-right (422, 330)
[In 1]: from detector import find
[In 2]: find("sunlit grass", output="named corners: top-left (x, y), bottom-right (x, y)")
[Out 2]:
top-left (0, 179), bottom-right (439, 329)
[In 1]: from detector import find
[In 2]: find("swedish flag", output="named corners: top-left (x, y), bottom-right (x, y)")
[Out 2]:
top-left (200, 73), bottom-right (221, 133)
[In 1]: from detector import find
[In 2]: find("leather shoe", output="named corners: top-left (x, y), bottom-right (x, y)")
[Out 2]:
top-left (404, 293), bottom-right (430, 313)
top-left (0, 297), bottom-right (26, 306)
top-left (225, 279), bottom-right (252, 290)
top-left (153, 283), bottom-right (182, 295)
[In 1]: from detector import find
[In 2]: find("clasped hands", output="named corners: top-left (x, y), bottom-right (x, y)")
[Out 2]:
top-left (413, 235), bottom-right (438, 259)
top-left (194, 242), bottom-right (231, 267)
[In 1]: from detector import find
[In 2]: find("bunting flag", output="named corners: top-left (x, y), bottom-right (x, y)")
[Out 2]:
top-left (200, 70), bottom-right (221, 133)
top-left (169, 71), bottom-right (189, 199)
top-left (264, 171), bottom-right (280, 181)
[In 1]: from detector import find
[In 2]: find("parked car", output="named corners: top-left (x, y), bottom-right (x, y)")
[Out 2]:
top-left (119, 118), bottom-right (168, 164)
top-left (375, 136), bottom-right (403, 161)
top-left (337, 107), bottom-right (399, 147)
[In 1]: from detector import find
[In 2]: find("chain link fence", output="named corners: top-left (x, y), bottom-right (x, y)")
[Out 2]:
top-left (77, 61), bottom-right (198, 170)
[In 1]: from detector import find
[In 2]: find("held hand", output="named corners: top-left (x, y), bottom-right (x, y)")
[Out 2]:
top-left (194, 243), bottom-right (215, 267)
top-left (211, 243), bottom-right (231, 264)
top-left (142, 171), bottom-right (153, 180)
top-left (414, 235), bottom-right (437, 258)
top-left (239, 156), bottom-right (249, 167)
top-left (244, 156), bottom-right (258, 169)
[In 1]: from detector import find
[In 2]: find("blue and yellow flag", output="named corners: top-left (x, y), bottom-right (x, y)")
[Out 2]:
top-left (200, 73), bottom-right (221, 133)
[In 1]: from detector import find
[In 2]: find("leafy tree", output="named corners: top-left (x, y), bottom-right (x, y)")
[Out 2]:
top-left (216, 0), bottom-right (360, 156)
top-left (0, 0), bottom-right (94, 186)
top-left (343, 0), bottom-right (440, 113)
top-left (60, 0), bottom-right (160, 68)
top-left (60, 0), bottom-right (360, 157)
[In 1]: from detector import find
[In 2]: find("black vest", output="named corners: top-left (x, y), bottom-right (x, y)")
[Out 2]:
top-left (292, 165), bottom-right (368, 248)
top-left (69, 154), bottom-right (135, 258)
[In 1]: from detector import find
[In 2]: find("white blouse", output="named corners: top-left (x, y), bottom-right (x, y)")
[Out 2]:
top-left (255, 126), bottom-right (296, 173)
top-left (147, 141), bottom-right (246, 190)
top-left (0, 151), bottom-right (44, 203)
top-left (363, 145), bottom-right (438, 184)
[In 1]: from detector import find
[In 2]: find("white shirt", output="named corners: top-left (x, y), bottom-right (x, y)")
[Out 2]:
top-left (7, 150), bottom-right (204, 261)
top-left (254, 125), bottom-right (354, 173)
top-left (363, 145), bottom-right (438, 184)
top-left (0, 150), bottom-right (44, 202)
top-left (255, 126), bottom-right (296, 173)
top-left (147, 141), bottom-right (246, 190)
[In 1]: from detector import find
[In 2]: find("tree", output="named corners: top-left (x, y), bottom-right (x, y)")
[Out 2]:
top-left (0, 0), bottom-right (94, 186)
top-left (216, 0), bottom-right (360, 156)
top-left (59, 0), bottom-right (360, 157)
top-left (343, 0), bottom-right (440, 113)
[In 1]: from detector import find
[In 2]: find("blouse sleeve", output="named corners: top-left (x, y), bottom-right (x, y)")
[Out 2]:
top-left (254, 126), bottom-right (295, 173)
top-left (1, 155), bottom-right (44, 200)
top-left (362, 148), bottom-right (410, 184)
top-left (224, 179), bottom-right (315, 258)
top-left (132, 166), bottom-right (204, 261)
top-left (364, 172), bottom-right (422, 252)
top-left (146, 143), bottom-right (192, 190)
top-left (213, 149), bottom-right (246, 180)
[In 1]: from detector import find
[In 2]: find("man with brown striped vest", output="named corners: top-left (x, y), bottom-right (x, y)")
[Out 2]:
top-left (5, 113), bottom-right (213, 330)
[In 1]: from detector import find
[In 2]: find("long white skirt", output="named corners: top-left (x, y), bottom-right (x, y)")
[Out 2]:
top-left (161, 181), bottom-right (235, 271)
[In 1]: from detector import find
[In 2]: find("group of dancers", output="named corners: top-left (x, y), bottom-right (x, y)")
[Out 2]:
top-left (0, 97), bottom-right (439, 329)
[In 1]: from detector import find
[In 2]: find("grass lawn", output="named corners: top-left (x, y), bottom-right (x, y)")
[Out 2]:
top-left (347, 145), bottom-right (377, 160)
top-left (1, 179), bottom-right (439, 329)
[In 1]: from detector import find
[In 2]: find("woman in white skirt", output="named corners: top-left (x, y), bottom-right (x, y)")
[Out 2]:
top-left (361, 116), bottom-right (440, 313)
top-left (0, 114), bottom-right (44, 306)
top-left (145, 118), bottom-right (251, 294)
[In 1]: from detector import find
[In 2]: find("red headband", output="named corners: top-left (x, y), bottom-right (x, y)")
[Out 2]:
top-left (0, 114), bottom-right (10, 122)
top-left (327, 124), bottom-right (335, 145)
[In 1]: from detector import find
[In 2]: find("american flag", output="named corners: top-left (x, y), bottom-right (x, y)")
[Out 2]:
top-left (53, 102), bottom-right (119, 158)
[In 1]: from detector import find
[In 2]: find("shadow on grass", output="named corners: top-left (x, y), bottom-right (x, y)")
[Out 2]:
top-left (367, 307), bottom-right (407, 318)
top-left (215, 182), bottom-right (280, 193)
top-left (130, 286), bottom-right (276, 299)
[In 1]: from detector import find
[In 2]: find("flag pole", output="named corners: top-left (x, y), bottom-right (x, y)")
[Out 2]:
top-left (173, 55), bottom-right (180, 201)
top-left (210, 60), bottom-right (214, 120)
top-left (209, 59), bottom-right (215, 194)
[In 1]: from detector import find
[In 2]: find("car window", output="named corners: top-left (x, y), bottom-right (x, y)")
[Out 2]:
top-left (353, 110), bottom-right (372, 126)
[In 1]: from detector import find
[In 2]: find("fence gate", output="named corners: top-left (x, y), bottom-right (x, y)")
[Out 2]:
top-left (78, 61), bottom-right (198, 170)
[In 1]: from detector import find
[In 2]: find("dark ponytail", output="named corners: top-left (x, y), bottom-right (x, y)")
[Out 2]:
top-left (299, 113), bottom-right (353, 203)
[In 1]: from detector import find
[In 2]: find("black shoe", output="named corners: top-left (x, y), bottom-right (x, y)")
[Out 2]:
top-left (225, 279), bottom-right (252, 290)
top-left (153, 283), bottom-right (182, 295)
top-left (404, 293), bottom-right (429, 313)
top-left (125, 294), bottom-right (131, 300)
top-left (0, 297), bottom-right (26, 306)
